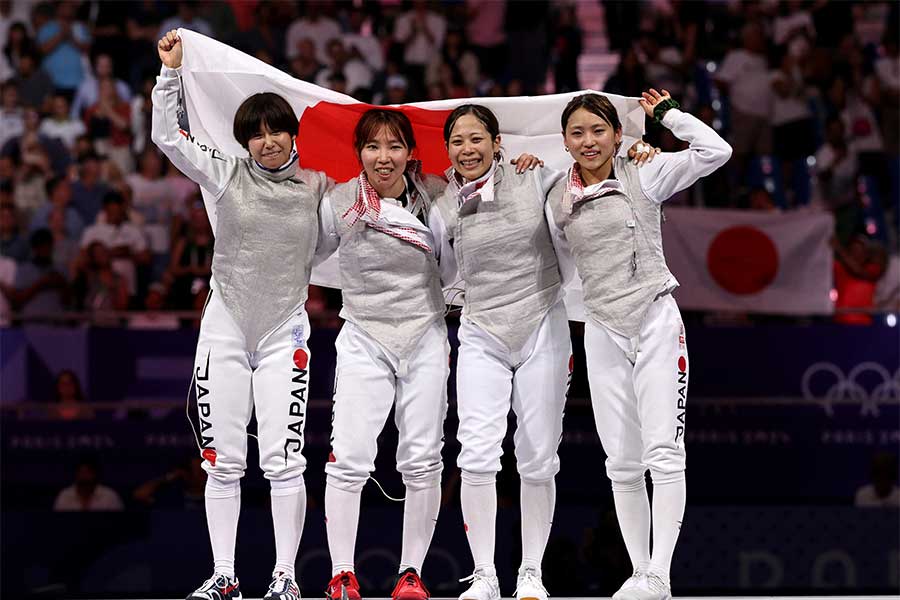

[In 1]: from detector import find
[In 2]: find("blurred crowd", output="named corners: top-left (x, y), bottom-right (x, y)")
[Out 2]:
top-left (0, 0), bottom-right (896, 326)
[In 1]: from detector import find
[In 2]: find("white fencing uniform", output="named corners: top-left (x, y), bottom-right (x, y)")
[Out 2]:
top-left (548, 107), bottom-right (732, 585)
top-left (152, 64), bottom-right (331, 581)
top-left (318, 172), bottom-right (450, 576)
top-left (432, 162), bottom-right (569, 578)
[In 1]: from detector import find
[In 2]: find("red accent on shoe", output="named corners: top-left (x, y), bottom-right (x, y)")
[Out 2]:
top-left (392, 571), bottom-right (430, 600)
top-left (223, 583), bottom-right (239, 595)
top-left (326, 571), bottom-right (361, 600)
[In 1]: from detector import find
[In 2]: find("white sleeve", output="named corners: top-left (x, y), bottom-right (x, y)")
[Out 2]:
top-left (638, 108), bottom-right (733, 204)
top-left (427, 207), bottom-right (461, 293)
top-left (313, 193), bottom-right (341, 266)
top-left (150, 65), bottom-right (238, 200)
top-left (535, 166), bottom-right (565, 201)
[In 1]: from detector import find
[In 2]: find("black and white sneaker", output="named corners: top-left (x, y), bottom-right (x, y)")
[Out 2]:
top-left (186, 573), bottom-right (242, 600)
top-left (264, 571), bottom-right (301, 600)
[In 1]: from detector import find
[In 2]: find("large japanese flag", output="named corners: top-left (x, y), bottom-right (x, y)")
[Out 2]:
top-left (662, 207), bottom-right (835, 314)
top-left (175, 29), bottom-right (644, 298)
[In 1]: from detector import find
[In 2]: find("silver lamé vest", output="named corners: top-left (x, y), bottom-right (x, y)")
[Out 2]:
top-left (329, 174), bottom-right (446, 361)
top-left (548, 157), bottom-right (678, 338)
top-left (213, 159), bottom-right (327, 350)
top-left (437, 164), bottom-right (561, 353)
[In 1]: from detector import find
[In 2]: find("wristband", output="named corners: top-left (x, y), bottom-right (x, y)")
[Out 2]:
top-left (653, 98), bottom-right (681, 124)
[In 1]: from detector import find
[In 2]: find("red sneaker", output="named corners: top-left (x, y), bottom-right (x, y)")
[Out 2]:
top-left (392, 569), bottom-right (430, 600)
top-left (326, 571), bottom-right (361, 600)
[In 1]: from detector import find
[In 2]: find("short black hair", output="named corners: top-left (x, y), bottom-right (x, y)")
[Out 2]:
top-left (45, 175), bottom-right (66, 197)
top-left (232, 93), bottom-right (299, 150)
top-left (561, 93), bottom-right (622, 133)
top-left (30, 228), bottom-right (53, 247)
top-left (102, 190), bottom-right (125, 206)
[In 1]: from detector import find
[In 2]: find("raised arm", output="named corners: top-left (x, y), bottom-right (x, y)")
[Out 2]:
top-left (636, 88), bottom-right (733, 203)
top-left (150, 30), bottom-right (237, 200)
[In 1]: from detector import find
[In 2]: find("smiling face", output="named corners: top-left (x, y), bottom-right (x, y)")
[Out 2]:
top-left (247, 122), bottom-right (294, 169)
top-left (563, 107), bottom-right (622, 184)
top-left (446, 113), bottom-right (500, 181)
top-left (360, 124), bottom-right (410, 199)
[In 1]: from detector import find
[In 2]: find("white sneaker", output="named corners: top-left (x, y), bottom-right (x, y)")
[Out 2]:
top-left (630, 572), bottom-right (672, 600)
top-left (612, 570), bottom-right (645, 600)
top-left (264, 571), bottom-right (301, 600)
top-left (459, 568), bottom-right (500, 600)
top-left (515, 566), bottom-right (548, 600)
top-left (186, 573), bottom-right (242, 600)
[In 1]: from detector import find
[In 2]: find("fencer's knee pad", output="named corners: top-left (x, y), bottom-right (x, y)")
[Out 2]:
top-left (649, 468), bottom-right (685, 485)
top-left (610, 474), bottom-right (646, 493)
top-left (270, 474), bottom-right (305, 496)
top-left (605, 457), bottom-right (646, 486)
top-left (643, 444), bottom-right (686, 478)
top-left (205, 476), bottom-right (240, 499)
top-left (401, 471), bottom-right (441, 492)
top-left (461, 470), bottom-right (496, 487)
top-left (326, 472), bottom-right (368, 493)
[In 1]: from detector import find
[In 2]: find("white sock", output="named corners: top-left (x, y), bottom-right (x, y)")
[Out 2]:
top-left (648, 471), bottom-right (686, 585)
top-left (399, 479), bottom-right (441, 574)
top-left (612, 476), bottom-right (651, 574)
top-left (271, 477), bottom-right (306, 579)
top-left (205, 478), bottom-right (241, 579)
top-left (461, 471), bottom-right (497, 573)
top-left (520, 479), bottom-right (555, 573)
top-left (325, 480), bottom-right (361, 576)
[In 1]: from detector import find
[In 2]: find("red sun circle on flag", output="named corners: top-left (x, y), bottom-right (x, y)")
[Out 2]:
top-left (678, 356), bottom-right (686, 372)
top-left (293, 348), bottom-right (309, 370)
top-left (706, 226), bottom-right (779, 295)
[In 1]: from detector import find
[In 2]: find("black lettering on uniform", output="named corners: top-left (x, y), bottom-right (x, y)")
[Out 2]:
top-left (201, 432), bottom-right (214, 448)
top-left (199, 402), bottom-right (211, 417)
top-left (283, 439), bottom-right (302, 454)
top-left (287, 419), bottom-right (304, 438)
top-left (200, 418), bottom-right (213, 432)
top-left (678, 371), bottom-right (687, 385)
top-left (196, 351), bottom-right (210, 381)
top-left (675, 426), bottom-right (684, 444)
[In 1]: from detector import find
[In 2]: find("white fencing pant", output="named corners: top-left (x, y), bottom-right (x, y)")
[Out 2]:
top-left (456, 299), bottom-right (571, 481)
top-left (325, 319), bottom-right (450, 491)
top-left (584, 293), bottom-right (688, 484)
top-left (194, 290), bottom-right (311, 485)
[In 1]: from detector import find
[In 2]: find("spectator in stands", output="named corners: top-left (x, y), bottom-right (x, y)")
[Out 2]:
top-left (129, 76), bottom-right (156, 156)
top-left (70, 150), bottom-right (110, 224)
top-left (80, 191), bottom-right (149, 300)
top-left (288, 37), bottom-right (323, 83)
top-left (465, 0), bottom-right (506, 80)
top-left (0, 81), bottom-right (24, 150)
top-left (157, 1), bottom-right (213, 41)
top-left (3, 20), bottom-right (36, 73)
top-left (163, 197), bottom-right (211, 310)
top-left (29, 175), bottom-right (84, 239)
top-left (854, 452), bottom-right (900, 508)
top-left (46, 203), bottom-right (78, 275)
top-left (0, 199), bottom-right (27, 261)
top-left (128, 282), bottom-right (179, 329)
top-left (12, 49), bottom-right (53, 110)
top-left (127, 148), bottom-right (184, 278)
top-left (72, 239), bottom-right (128, 313)
top-left (344, 6), bottom-right (384, 75)
top-left (133, 454), bottom-right (206, 510)
top-left (714, 22), bottom-right (774, 189)
top-left (816, 115), bottom-right (860, 240)
top-left (285, 1), bottom-right (340, 64)
top-left (70, 52), bottom-right (132, 120)
top-left (0, 254), bottom-right (14, 326)
top-left (84, 78), bottom-right (133, 173)
top-left (39, 92), bottom-right (85, 150)
top-left (3, 228), bottom-right (69, 318)
top-left (315, 37), bottom-right (373, 98)
top-left (832, 235), bottom-right (887, 325)
top-left (394, 0), bottom-right (446, 95)
top-left (53, 455), bottom-right (124, 511)
top-left (604, 46), bottom-right (648, 97)
top-left (384, 73), bottom-right (409, 104)
top-left (426, 29), bottom-right (480, 95)
top-left (36, 0), bottom-right (90, 95)
top-left (550, 3), bottom-right (582, 93)
top-left (3, 105), bottom-right (70, 175)
top-left (52, 369), bottom-right (93, 420)
top-left (770, 46), bottom-right (815, 207)
top-left (9, 132), bottom-right (51, 221)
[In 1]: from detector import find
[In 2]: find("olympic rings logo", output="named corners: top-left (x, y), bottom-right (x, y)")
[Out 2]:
top-left (801, 362), bottom-right (900, 417)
